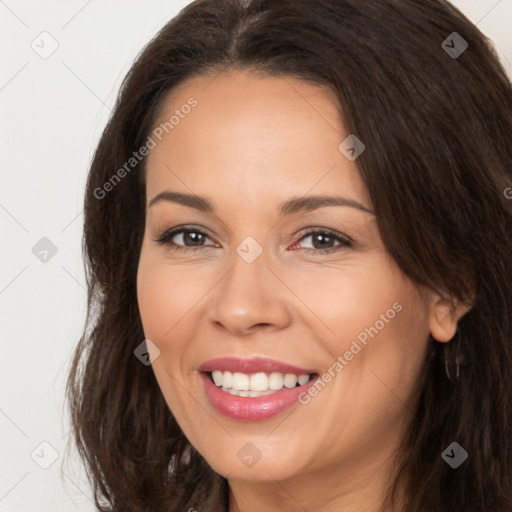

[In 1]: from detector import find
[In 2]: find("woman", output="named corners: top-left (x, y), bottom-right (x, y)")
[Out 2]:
top-left (65, 0), bottom-right (512, 510)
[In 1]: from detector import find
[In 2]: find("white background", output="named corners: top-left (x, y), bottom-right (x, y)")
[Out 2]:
top-left (1, 1), bottom-right (511, 510)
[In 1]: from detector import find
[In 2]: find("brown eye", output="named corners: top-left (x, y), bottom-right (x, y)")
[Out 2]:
top-left (292, 230), bottom-right (352, 254)
top-left (153, 227), bottom-right (216, 252)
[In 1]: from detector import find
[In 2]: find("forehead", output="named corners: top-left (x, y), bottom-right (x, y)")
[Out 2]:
top-left (144, 69), bottom-right (371, 213)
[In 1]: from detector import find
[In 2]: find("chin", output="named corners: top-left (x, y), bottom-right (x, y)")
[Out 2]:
top-left (197, 437), bottom-right (308, 482)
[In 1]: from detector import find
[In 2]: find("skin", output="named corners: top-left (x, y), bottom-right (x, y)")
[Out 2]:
top-left (136, 69), bottom-right (470, 512)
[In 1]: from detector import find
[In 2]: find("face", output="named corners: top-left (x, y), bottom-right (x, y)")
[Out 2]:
top-left (136, 69), bottom-right (450, 485)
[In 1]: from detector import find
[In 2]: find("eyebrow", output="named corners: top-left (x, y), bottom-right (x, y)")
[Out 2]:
top-left (148, 191), bottom-right (375, 216)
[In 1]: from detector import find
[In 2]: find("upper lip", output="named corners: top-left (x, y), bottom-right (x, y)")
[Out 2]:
top-left (199, 357), bottom-right (316, 375)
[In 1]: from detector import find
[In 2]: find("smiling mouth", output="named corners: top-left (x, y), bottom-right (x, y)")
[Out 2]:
top-left (206, 370), bottom-right (318, 397)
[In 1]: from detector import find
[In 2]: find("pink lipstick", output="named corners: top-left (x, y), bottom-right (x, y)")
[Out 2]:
top-left (199, 357), bottom-right (319, 421)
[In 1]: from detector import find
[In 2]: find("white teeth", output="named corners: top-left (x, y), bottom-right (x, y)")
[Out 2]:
top-left (269, 372), bottom-right (284, 390)
top-left (298, 374), bottom-right (310, 385)
top-left (284, 374), bottom-right (298, 388)
top-left (223, 371), bottom-right (233, 389)
top-left (221, 388), bottom-right (275, 397)
top-left (210, 370), bottom-right (312, 396)
top-left (214, 370), bottom-right (233, 388)
top-left (248, 390), bottom-right (270, 397)
top-left (212, 370), bottom-right (223, 387)
top-left (249, 372), bottom-right (268, 391)
top-left (232, 372), bottom-right (249, 391)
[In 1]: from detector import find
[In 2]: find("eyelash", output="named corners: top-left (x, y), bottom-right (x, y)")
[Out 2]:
top-left (153, 225), bottom-right (353, 254)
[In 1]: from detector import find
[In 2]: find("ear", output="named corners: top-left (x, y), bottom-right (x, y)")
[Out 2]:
top-left (428, 292), bottom-right (472, 342)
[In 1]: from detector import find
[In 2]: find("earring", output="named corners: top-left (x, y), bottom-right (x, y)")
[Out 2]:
top-left (441, 327), bottom-right (470, 383)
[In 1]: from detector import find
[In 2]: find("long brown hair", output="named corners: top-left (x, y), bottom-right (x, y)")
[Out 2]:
top-left (65, 0), bottom-right (512, 510)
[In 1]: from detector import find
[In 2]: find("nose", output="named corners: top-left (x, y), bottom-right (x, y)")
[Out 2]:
top-left (209, 248), bottom-right (291, 337)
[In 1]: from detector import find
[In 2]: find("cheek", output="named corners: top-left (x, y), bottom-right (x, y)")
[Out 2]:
top-left (293, 260), bottom-right (412, 345)
top-left (136, 256), bottom-right (199, 420)
top-left (136, 255), bottom-right (205, 342)
top-left (308, 276), bottom-right (428, 457)
top-left (309, 261), bottom-right (429, 384)
top-left (137, 262), bottom-right (170, 341)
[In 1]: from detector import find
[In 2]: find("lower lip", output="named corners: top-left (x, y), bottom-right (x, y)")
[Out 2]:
top-left (200, 372), bottom-right (318, 421)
